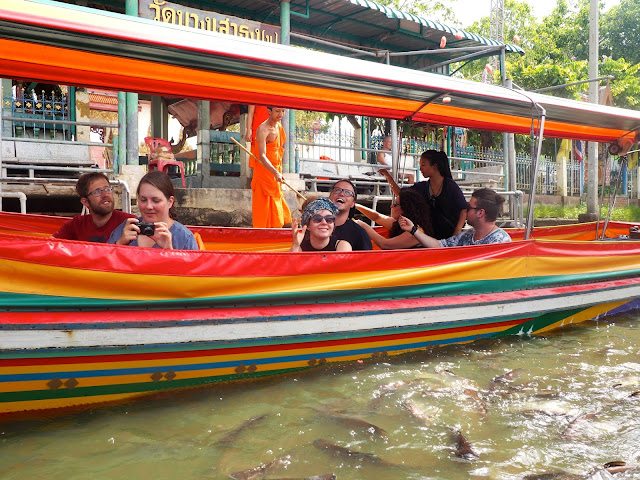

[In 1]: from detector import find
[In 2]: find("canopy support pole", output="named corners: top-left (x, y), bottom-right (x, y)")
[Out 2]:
top-left (524, 106), bottom-right (546, 240)
top-left (600, 154), bottom-right (627, 239)
top-left (0, 83), bottom-right (3, 212)
top-left (386, 51), bottom-right (398, 183)
top-left (125, 0), bottom-right (138, 166)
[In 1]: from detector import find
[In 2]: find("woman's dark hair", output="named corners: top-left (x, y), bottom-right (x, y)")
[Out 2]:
top-left (137, 171), bottom-right (178, 220)
top-left (422, 150), bottom-right (453, 179)
top-left (389, 188), bottom-right (434, 238)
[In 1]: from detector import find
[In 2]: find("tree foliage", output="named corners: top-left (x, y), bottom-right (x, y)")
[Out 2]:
top-left (465, 0), bottom-right (640, 110)
top-left (375, 0), bottom-right (459, 25)
top-left (373, 0), bottom-right (639, 151)
top-left (601, 0), bottom-right (640, 65)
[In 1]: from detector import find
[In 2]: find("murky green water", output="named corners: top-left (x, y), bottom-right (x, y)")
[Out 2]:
top-left (3, 312), bottom-right (640, 480)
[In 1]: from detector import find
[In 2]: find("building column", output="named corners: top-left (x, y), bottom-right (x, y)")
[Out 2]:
top-left (151, 96), bottom-right (168, 140)
top-left (198, 100), bottom-right (211, 188)
top-left (280, 0), bottom-right (295, 173)
top-left (126, 0), bottom-right (139, 166)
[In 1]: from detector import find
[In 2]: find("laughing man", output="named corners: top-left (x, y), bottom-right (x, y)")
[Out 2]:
top-left (328, 179), bottom-right (372, 250)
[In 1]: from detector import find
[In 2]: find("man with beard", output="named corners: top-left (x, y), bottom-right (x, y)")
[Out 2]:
top-left (53, 172), bottom-right (136, 243)
top-left (397, 188), bottom-right (511, 247)
top-left (328, 179), bottom-right (372, 250)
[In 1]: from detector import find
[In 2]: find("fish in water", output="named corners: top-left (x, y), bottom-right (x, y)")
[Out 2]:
top-left (562, 412), bottom-right (597, 438)
top-left (312, 438), bottom-right (396, 467)
top-left (452, 430), bottom-right (478, 461)
top-left (402, 400), bottom-right (440, 426)
top-left (488, 369), bottom-right (521, 391)
top-left (228, 455), bottom-right (292, 480)
top-left (601, 461), bottom-right (636, 475)
top-left (522, 462), bottom-right (634, 479)
top-left (263, 475), bottom-right (336, 480)
top-left (523, 472), bottom-right (584, 479)
top-left (313, 408), bottom-right (389, 440)
top-left (217, 413), bottom-right (269, 446)
top-left (463, 388), bottom-right (488, 416)
top-left (438, 369), bottom-right (480, 389)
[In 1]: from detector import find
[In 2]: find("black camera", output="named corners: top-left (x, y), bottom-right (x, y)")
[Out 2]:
top-left (137, 222), bottom-right (155, 236)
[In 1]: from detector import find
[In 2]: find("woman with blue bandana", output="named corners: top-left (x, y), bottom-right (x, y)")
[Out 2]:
top-left (290, 197), bottom-right (353, 252)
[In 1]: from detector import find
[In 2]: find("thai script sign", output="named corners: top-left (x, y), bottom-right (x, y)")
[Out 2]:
top-left (139, 0), bottom-right (280, 43)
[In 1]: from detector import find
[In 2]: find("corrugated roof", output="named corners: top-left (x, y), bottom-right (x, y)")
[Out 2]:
top-left (64, 0), bottom-right (523, 68)
top-left (345, 0), bottom-right (522, 52)
top-left (281, 0), bottom-right (524, 67)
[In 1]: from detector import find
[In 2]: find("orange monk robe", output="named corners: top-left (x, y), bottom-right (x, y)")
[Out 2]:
top-left (249, 106), bottom-right (270, 144)
top-left (249, 106), bottom-right (271, 167)
top-left (251, 122), bottom-right (292, 228)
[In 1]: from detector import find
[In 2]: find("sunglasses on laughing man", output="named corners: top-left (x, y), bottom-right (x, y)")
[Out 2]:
top-left (331, 187), bottom-right (355, 198)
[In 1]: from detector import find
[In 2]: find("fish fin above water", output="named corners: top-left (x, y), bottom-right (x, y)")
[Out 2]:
top-left (451, 430), bottom-right (479, 461)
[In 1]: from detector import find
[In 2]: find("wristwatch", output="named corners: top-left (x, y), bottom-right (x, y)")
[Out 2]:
top-left (410, 225), bottom-right (418, 236)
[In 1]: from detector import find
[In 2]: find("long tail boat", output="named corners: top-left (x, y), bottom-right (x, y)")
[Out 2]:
top-left (1, 0), bottom-right (640, 415)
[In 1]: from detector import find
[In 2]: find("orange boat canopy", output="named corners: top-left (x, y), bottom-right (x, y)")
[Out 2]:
top-left (1, 0), bottom-right (640, 142)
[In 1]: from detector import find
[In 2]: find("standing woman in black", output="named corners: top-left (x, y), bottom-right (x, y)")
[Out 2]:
top-left (381, 150), bottom-right (467, 239)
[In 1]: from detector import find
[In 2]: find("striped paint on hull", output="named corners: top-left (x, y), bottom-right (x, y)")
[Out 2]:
top-left (2, 225), bottom-right (640, 415)
top-left (1, 295), bottom-right (635, 414)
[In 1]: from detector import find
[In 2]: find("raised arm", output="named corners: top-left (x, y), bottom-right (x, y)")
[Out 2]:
top-left (397, 216), bottom-right (441, 249)
top-left (378, 169), bottom-right (402, 196)
top-left (289, 219), bottom-right (306, 252)
top-left (354, 219), bottom-right (420, 250)
top-left (355, 203), bottom-right (396, 230)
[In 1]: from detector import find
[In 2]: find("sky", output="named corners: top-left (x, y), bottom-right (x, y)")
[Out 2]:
top-left (452, 0), bottom-right (620, 30)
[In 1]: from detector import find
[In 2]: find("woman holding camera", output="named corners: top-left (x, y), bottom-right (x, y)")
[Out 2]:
top-left (108, 171), bottom-right (198, 250)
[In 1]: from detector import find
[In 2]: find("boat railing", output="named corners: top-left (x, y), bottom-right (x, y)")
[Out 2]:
top-left (370, 189), bottom-right (524, 228)
top-left (1, 163), bottom-right (112, 178)
top-left (295, 137), bottom-right (420, 192)
top-left (0, 191), bottom-right (27, 214)
top-left (0, 177), bottom-right (131, 214)
top-left (297, 155), bottom-right (393, 197)
top-left (2, 115), bottom-right (117, 148)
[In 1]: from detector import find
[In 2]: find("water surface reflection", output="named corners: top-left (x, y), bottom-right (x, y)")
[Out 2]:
top-left (2, 313), bottom-right (640, 479)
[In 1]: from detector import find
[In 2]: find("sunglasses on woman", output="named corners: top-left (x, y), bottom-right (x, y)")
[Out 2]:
top-left (391, 198), bottom-right (401, 208)
top-left (310, 214), bottom-right (336, 224)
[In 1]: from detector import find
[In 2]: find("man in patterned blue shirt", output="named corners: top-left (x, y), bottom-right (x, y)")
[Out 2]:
top-left (398, 188), bottom-right (511, 247)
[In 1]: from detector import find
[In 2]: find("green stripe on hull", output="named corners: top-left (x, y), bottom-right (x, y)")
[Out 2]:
top-left (2, 269), bottom-right (638, 310)
top-left (0, 277), bottom-right (529, 309)
top-left (497, 308), bottom-right (586, 337)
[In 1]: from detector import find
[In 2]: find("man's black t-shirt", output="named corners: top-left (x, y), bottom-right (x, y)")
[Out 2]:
top-left (334, 219), bottom-right (372, 250)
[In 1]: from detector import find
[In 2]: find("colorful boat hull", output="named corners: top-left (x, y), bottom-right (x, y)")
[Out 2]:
top-left (2, 226), bottom-right (640, 414)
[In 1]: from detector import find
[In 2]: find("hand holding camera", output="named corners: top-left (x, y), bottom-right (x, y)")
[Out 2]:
top-left (115, 218), bottom-right (172, 249)
top-left (137, 222), bottom-right (155, 236)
